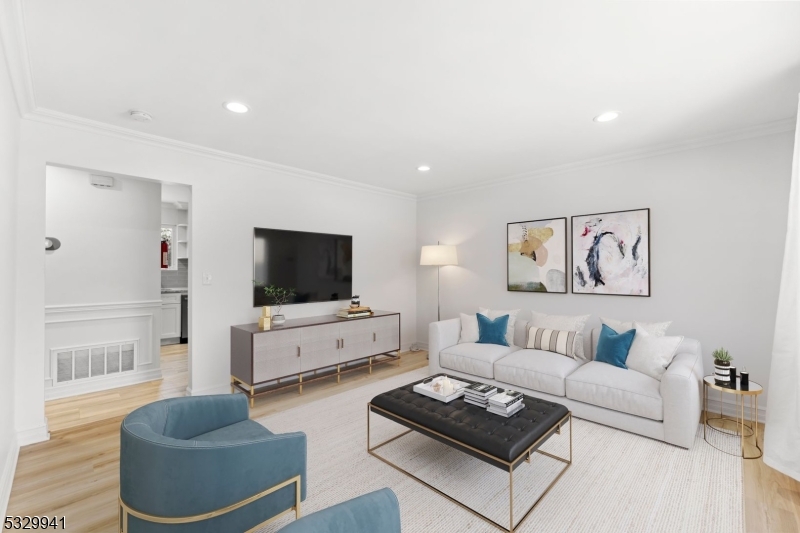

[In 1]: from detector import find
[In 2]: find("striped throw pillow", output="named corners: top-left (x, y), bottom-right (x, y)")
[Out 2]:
top-left (526, 327), bottom-right (578, 358)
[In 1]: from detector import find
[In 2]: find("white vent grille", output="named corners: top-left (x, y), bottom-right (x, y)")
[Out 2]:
top-left (53, 340), bottom-right (137, 384)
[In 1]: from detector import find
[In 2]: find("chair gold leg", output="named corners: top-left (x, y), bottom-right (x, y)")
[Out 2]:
top-left (295, 476), bottom-right (302, 519)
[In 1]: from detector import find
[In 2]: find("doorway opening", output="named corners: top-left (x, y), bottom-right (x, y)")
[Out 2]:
top-left (44, 164), bottom-right (192, 432)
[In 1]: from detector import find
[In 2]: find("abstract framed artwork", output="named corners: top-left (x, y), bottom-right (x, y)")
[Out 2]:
top-left (507, 217), bottom-right (567, 293)
top-left (571, 208), bottom-right (650, 296)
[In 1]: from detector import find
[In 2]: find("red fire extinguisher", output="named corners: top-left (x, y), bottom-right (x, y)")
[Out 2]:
top-left (161, 239), bottom-right (169, 269)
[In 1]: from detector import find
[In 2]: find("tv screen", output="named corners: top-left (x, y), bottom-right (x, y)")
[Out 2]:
top-left (253, 228), bottom-right (353, 307)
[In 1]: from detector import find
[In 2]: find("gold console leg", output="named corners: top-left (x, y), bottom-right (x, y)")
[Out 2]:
top-left (299, 374), bottom-right (303, 394)
top-left (337, 365), bottom-right (341, 384)
top-left (369, 357), bottom-right (373, 374)
top-left (250, 385), bottom-right (255, 408)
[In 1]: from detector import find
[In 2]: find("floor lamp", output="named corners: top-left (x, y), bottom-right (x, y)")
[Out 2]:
top-left (420, 244), bottom-right (458, 321)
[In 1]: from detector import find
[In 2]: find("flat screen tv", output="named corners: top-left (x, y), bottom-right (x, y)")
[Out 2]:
top-left (253, 227), bottom-right (353, 307)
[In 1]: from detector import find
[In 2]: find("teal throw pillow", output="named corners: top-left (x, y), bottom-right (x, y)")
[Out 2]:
top-left (477, 313), bottom-right (510, 346)
top-left (595, 324), bottom-right (635, 369)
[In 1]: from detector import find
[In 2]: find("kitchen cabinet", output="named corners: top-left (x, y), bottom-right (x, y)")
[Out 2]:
top-left (161, 293), bottom-right (181, 341)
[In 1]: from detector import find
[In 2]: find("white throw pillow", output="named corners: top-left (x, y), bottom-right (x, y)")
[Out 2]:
top-left (530, 311), bottom-right (590, 359)
top-left (600, 317), bottom-right (672, 337)
top-left (625, 325), bottom-right (684, 381)
top-left (479, 307), bottom-right (519, 347)
top-left (526, 327), bottom-right (579, 358)
top-left (458, 313), bottom-right (480, 344)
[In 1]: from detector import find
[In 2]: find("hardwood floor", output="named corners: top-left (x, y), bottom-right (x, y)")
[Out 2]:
top-left (45, 344), bottom-right (189, 432)
top-left (8, 346), bottom-right (428, 532)
top-left (8, 346), bottom-right (800, 532)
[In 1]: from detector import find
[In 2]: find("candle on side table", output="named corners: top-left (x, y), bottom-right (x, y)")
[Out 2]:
top-left (740, 369), bottom-right (750, 390)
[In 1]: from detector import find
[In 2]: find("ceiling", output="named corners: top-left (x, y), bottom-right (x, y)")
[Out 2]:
top-left (20, 0), bottom-right (800, 196)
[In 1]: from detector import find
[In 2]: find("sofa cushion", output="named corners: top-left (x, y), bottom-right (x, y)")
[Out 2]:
top-left (494, 349), bottom-right (583, 397)
top-left (440, 343), bottom-right (520, 379)
top-left (566, 361), bottom-right (663, 421)
top-left (193, 419), bottom-right (273, 443)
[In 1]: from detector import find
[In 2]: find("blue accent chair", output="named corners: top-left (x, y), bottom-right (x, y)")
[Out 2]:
top-left (277, 488), bottom-right (401, 533)
top-left (119, 394), bottom-right (307, 533)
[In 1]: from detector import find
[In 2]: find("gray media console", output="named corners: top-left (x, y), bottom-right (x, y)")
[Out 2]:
top-left (231, 311), bottom-right (401, 405)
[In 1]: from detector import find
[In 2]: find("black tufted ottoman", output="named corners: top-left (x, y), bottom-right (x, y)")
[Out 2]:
top-left (368, 374), bottom-right (572, 532)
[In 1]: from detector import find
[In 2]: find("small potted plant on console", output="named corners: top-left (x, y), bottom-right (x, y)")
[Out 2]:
top-left (263, 285), bottom-right (296, 325)
top-left (712, 347), bottom-right (733, 387)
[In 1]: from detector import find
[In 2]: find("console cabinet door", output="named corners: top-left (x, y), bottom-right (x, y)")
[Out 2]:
top-left (253, 329), bottom-right (301, 383)
top-left (339, 319), bottom-right (374, 363)
top-left (300, 323), bottom-right (340, 372)
top-left (373, 315), bottom-right (400, 354)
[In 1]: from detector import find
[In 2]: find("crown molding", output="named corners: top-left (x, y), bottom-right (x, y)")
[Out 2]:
top-left (0, 0), bottom-right (35, 116)
top-left (24, 107), bottom-right (417, 200)
top-left (419, 117), bottom-right (797, 200)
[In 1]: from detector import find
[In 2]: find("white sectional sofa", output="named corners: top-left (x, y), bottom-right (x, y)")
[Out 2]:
top-left (428, 318), bottom-right (704, 449)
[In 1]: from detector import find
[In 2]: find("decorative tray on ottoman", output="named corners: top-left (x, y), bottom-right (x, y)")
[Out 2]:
top-left (413, 375), bottom-right (471, 403)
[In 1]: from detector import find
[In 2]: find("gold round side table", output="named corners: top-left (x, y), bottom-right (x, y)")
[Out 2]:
top-left (703, 375), bottom-right (763, 459)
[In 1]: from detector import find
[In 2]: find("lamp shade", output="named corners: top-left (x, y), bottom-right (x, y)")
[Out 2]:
top-left (420, 245), bottom-right (458, 266)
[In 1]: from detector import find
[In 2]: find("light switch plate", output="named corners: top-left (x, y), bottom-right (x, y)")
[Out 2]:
top-left (202, 272), bottom-right (212, 285)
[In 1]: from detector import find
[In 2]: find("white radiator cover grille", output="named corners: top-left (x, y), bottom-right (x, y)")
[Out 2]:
top-left (53, 340), bottom-right (137, 384)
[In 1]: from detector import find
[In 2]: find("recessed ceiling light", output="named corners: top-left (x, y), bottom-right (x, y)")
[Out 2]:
top-left (594, 111), bottom-right (619, 123)
top-left (129, 110), bottom-right (152, 122)
top-left (417, 165), bottom-right (431, 172)
top-left (224, 102), bottom-right (249, 113)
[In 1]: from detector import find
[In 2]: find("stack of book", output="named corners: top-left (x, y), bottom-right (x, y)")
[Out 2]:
top-left (463, 382), bottom-right (498, 408)
top-left (487, 390), bottom-right (524, 417)
top-left (337, 306), bottom-right (373, 318)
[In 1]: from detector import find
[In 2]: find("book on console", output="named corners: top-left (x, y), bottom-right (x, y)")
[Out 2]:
top-left (488, 390), bottom-right (523, 407)
top-left (337, 311), bottom-right (373, 318)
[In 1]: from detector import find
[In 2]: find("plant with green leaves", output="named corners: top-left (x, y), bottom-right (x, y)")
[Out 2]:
top-left (712, 347), bottom-right (732, 364)
top-left (261, 284), bottom-right (296, 316)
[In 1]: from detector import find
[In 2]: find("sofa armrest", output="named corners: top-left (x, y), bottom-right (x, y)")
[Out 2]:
top-left (428, 318), bottom-right (461, 373)
top-left (277, 488), bottom-right (401, 533)
top-left (660, 340), bottom-right (704, 448)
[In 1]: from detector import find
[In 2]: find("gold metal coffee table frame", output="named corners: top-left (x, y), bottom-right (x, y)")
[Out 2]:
top-left (702, 375), bottom-right (763, 459)
top-left (368, 403), bottom-right (572, 532)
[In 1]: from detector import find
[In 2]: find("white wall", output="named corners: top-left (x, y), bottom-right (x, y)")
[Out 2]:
top-left (46, 167), bottom-right (161, 305)
top-left (161, 206), bottom-right (188, 226)
top-left (13, 118), bottom-right (417, 441)
top-left (0, 35), bottom-right (20, 517)
top-left (417, 132), bottom-right (794, 411)
top-left (44, 166), bottom-right (163, 399)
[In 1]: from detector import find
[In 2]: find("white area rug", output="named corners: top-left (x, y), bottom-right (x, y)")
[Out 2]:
top-left (255, 368), bottom-right (742, 533)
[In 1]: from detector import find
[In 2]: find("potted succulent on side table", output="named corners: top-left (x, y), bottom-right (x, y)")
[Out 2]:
top-left (712, 347), bottom-right (733, 387)
top-left (263, 285), bottom-right (296, 325)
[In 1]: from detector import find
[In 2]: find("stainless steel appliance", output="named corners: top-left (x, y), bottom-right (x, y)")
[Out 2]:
top-left (180, 294), bottom-right (188, 343)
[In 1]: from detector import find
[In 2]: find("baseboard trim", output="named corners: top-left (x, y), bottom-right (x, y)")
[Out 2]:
top-left (186, 383), bottom-right (232, 397)
top-left (0, 435), bottom-right (20, 518)
top-left (45, 369), bottom-right (163, 400)
top-left (17, 423), bottom-right (50, 447)
top-left (706, 398), bottom-right (766, 424)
